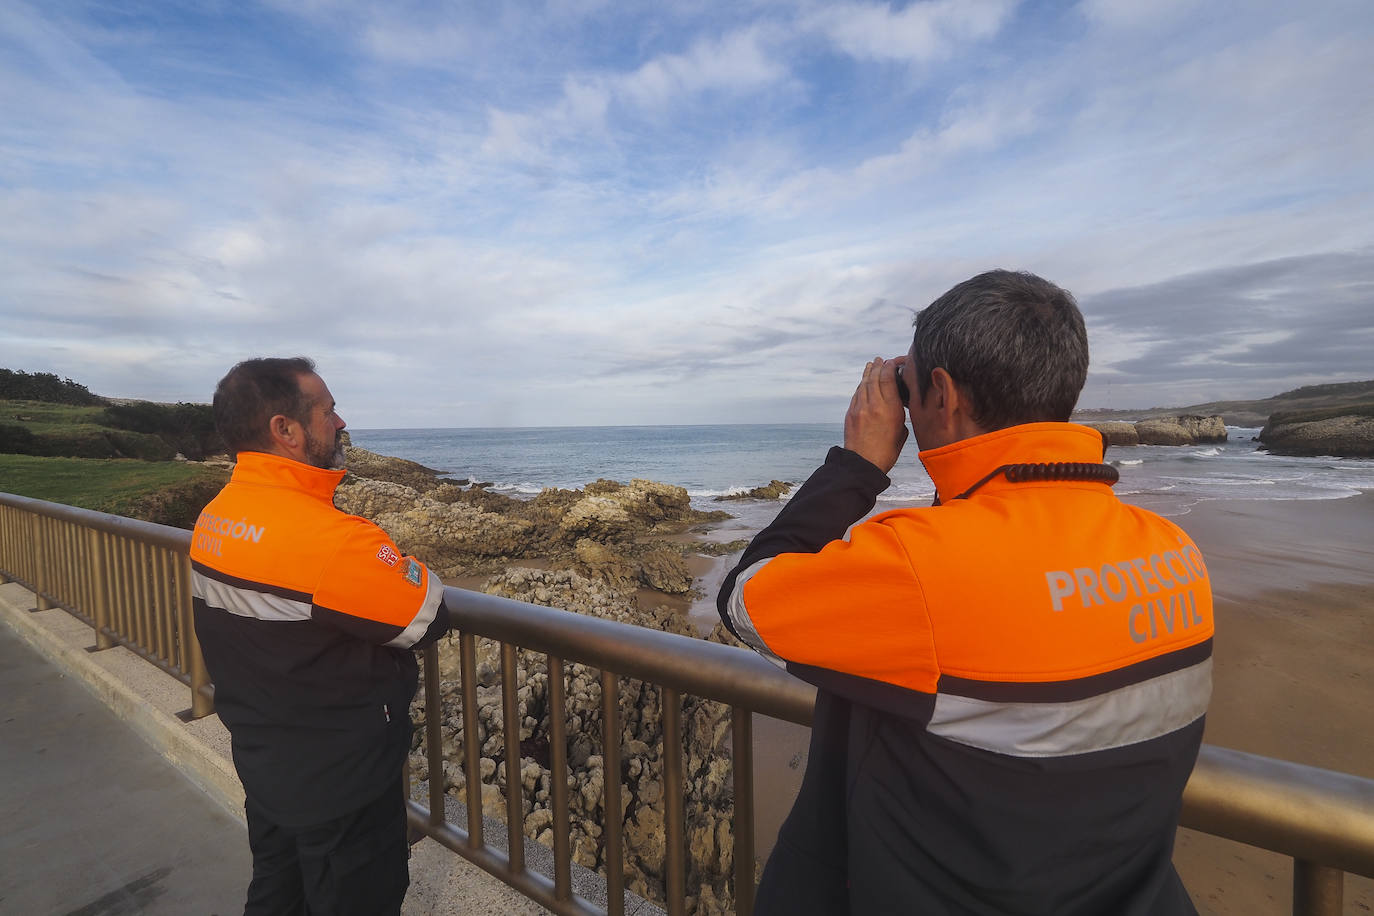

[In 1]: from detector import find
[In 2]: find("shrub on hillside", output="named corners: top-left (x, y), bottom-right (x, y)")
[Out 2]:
top-left (101, 401), bottom-right (224, 459)
top-left (0, 423), bottom-right (42, 455)
top-left (24, 428), bottom-right (175, 460)
top-left (0, 369), bottom-right (105, 405)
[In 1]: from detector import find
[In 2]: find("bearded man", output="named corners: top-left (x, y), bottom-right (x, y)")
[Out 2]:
top-left (191, 357), bottom-right (449, 916)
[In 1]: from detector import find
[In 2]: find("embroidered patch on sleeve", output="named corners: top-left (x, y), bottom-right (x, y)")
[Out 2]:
top-left (403, 559), bottom-right (424, 587)
top-left (377, 545), bottom-right (400, 567)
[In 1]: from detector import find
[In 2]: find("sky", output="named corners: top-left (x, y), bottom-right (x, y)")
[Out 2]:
top-left (3, 0), bottom-right (1372, 428)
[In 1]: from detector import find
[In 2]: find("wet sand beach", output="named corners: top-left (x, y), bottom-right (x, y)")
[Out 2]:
top-left (1167, 492), bottom-right (1374, 914)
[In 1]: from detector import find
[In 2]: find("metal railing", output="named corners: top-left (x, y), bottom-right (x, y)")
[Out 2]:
top-left (0, 492), bottom-right (212, 717)
top-left (2, 490), bottom-right (1373, 916)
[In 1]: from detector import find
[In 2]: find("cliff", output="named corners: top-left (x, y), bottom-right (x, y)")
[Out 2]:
top-left (1259, 404), bottom-right (1374, 458)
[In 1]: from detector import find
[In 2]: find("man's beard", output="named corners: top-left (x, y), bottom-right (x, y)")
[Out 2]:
top-left (304, 428), bottom-right (346, 469)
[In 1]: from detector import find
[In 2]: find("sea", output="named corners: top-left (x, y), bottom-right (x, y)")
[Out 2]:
top-left (348, 423), bottom-right (1374, 533)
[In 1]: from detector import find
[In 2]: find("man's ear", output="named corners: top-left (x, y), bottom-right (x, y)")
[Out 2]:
top-left (267, 413), bottom-right (299, 449)
top-left (930, 367), bottom-right (986, 441)
top-left (928, 367), bottom-right (956, 413)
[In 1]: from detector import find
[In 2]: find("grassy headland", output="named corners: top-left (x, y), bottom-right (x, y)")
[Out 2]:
top-left (1, 370), bottom-right (229, 527)
top-left (0, 454), bottom-right (229, 529)
top-left (1074, 379), bottom-right (1374, 426)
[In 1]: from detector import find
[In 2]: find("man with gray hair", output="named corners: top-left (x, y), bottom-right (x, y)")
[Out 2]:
top-left (719, 270), bottom-right (1213, 914)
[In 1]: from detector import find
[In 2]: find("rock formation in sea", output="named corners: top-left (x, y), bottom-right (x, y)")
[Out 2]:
top-left (1089, 421), bottom-right (1139, 447)
top-left (715, 479), bottom-right (793, 500)
top-left (1083, 415), bottom-right (1226, 446)
top-left (1258, 408), bottom-right (1374, 458)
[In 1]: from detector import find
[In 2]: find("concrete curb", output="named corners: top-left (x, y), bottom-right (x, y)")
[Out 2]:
top-left (0, 581), bottom-right (247, 823)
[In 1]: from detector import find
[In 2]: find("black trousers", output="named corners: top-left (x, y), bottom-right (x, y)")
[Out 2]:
top-left (243, 778), bottom-right (409, 916)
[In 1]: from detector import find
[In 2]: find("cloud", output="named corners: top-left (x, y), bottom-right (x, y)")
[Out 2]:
top-left (1079, 250), bottom-right (1374, 405)
top-left (617, 28), bottom-right (786, 110)
top-left (811, 0), bottom-right (1019, 63)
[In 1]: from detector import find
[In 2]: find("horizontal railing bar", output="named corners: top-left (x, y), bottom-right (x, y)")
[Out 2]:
top-left (443, 586), bottom-right (816, 725)
top-left (405, 802), bottom-right (606, 916)
top-left (0, 493), bottom-right (191, 552)
top-left (1182, 744), bottom-right (1374, 879)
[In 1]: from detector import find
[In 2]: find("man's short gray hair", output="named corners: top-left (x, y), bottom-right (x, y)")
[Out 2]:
top-left (910, 270), bottom-right (1088, 431)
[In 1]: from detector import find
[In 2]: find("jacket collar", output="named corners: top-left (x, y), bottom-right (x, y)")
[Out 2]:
top-left (230, 451), bottom-right (346, 501)
top-left (918, 422), bottom-right (1108, 503)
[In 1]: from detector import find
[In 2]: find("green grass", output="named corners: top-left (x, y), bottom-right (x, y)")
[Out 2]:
top-left (2, 397), bottom-right (220, 460)
top-left (2, 399), bottom-right (179, 459)
top-left (1, 399), bottom-right (110, 433)
top-left (1267, 401), bottom-right (1374, 426)
top-left (0, 454), bottom-right (229, 527)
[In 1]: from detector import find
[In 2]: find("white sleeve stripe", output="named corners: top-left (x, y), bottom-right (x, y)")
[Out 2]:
top-left (192, 570), bottom-right (313, 622)
top-left (385, 568), bottom-right (445, 649)
top-left (929, 658), bottom-right (1213, 757)
top-left (726, 558), bottom-right (787, 669)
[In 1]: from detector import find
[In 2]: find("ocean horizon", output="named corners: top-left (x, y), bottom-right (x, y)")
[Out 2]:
top-left (348, 423), bottom-right (1374, 522)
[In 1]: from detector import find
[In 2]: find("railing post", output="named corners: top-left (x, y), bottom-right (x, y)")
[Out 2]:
top-left (601, 668), bottom-right (625, 916)
top-left (33, 515), bottom-right (54, 610)
top-left (663, 687), bottom-right (686, 916)
top-left (501, 642), bottom-right (525, 874)
top-left (732, 706), bottom-right (756, 916)
top-left (1292, 860), bottom-right (1343, 916)
top-left (460, 632), bottom-right (484, 849)
top-left (90, 529), bottom-right (115, 650)
top-left (424, 644), bottom-right (444, 829)
top-left (548, 654), bottom-right (571, 901)
top-left (178, 554), bottom-right (214, 719)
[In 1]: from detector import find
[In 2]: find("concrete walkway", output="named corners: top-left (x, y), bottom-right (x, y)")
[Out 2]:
top-left (0, 614), bottom-right (250, 915)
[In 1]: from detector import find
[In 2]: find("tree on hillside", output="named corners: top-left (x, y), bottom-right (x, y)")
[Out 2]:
top-left (0, 369), bottom-right (106, 405)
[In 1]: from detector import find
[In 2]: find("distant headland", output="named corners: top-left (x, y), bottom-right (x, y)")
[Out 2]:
top-left (1073, 379), bottom-right (1374, 456)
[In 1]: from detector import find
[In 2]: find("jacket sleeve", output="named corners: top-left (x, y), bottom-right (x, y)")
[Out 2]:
top-left (311, 520), bottom-right (451, 649)
top-left (717, 447), bottom-right (940, 697)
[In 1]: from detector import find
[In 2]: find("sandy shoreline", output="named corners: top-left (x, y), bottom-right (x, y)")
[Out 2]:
top-left (1166, 492), bottom-right (1374, 913)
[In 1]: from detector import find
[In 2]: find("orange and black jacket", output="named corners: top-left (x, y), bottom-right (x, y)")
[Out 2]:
top-left (718, 423), bottom-right (1213, 915)
top-left (190, 452), bottom-right (449, 827)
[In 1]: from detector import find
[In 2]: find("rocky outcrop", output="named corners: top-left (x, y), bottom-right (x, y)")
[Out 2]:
top-left (1090, 421), bottom-right (1139, 447)
top-left (335, 452), bottom-right (735, 583)
top-left (715, 480), bottom-right (794, 500)
top-left (341, 443), bottom-right (449, 491)
top-left (1135, 415), bottom-right (1227, 445)
top-left (1259, 408), bottom-right (1374, 458)
top-left (1084, 415), bottom-right (1226, 446)
top-left (570, 539), bottom-right (696, 594)
top-left (409, 569), bottom-right (747, 914)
